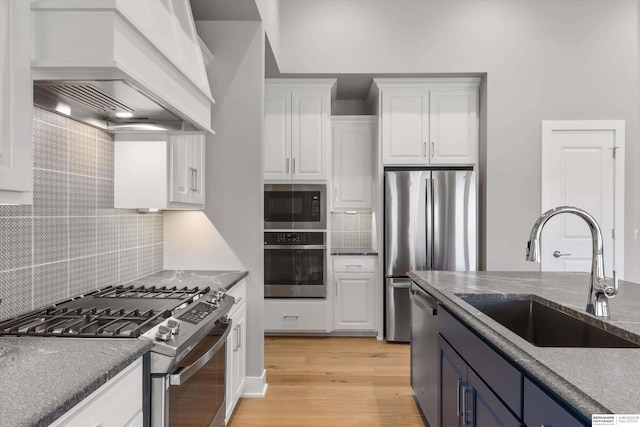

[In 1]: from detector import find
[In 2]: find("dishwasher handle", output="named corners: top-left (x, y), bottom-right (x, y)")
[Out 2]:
top-left (410, 285), bottom-right (438, 315)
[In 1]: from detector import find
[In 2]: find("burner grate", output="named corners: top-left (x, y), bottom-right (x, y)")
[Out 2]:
top-left (0, 284), bottom-right (210, 338)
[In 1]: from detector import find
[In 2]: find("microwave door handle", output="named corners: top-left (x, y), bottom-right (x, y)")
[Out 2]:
top-left (169, 325), bottom-right (232, 386)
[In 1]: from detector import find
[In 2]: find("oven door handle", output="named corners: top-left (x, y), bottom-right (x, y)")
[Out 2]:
top-left (264, 245), bottom-right (327, 250)
top-left (169, 324), bottom-right (232, 386)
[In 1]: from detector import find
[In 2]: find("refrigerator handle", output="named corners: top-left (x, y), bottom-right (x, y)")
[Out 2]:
top-left (426, 175), bottom-right (433, 270)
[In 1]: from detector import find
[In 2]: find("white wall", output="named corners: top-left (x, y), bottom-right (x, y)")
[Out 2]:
top-left (164, 20), bottom-right (266, 386)
top-left (163, 211), bottom-right (245, 269)
top-left (264, 0), bottom-right (640, 279)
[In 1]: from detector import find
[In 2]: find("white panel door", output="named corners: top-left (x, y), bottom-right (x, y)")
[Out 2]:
top-left (0, 0), bottom-right (32, 204)
top-left (381, 89), bottom-right (429, 165)
top-left (334, 274), bottom-right (375, 330)
top-left (291, 89), bottom-right (328, 180)
top-left (186, 134), bottom-right (205, 205)
top-left (332, 117), bottom-right (374, 210)
top-left (264, 89), bottom-right (291, 180)
top-left (169, 135), bottom-right (190, 203)
top-left (541, 121), bottom-right (624, 277)
top-left (429, 87), bottom-right (478, 165)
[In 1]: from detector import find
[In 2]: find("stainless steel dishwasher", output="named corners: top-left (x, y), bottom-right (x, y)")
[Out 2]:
top-left (410, 281), bottom-right (439, 427)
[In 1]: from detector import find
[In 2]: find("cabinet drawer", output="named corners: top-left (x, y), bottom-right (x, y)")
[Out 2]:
top-left (264, 300), bottom-right (329, 331)
top-left (524, 378), bottom-right (588, 427)
top-left (51, 358), bottom-right (143, 427)
top-left (227, 279), bottom-right (247, 316)
top-left (332, 257), bottom-right (376, 273)
top-left (439, 307), bottom-right (523, 417)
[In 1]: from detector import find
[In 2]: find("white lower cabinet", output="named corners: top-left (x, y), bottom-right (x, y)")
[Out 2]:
top-left (50, 357), bottom-right (143, 427)
top-left (226, 279), bottom-right (247, 423)
top-left (264, 299), bottom-right (329, 332)
top-left (333, 256), bottom-right (376, 331)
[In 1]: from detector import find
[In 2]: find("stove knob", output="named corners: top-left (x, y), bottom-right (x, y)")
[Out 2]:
top-left (167, 319), bottom-right (180, 335)
top-left (155, 325), bottom-right (172, 342)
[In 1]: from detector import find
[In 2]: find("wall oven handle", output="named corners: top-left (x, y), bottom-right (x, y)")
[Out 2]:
top-left (264, 245), bottom-right (327, 250)
top-left (169, 323), bottom-right (232, 386)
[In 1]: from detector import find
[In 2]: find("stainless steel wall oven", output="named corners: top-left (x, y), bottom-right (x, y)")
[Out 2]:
top-left (264, 231), bottom-right (326, 298)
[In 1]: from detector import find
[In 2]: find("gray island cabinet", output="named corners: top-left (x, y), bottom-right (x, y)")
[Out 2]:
top-left (439, 306), bottom-right (586, 426)
top-left (409, 271), bottom-right (640, 427)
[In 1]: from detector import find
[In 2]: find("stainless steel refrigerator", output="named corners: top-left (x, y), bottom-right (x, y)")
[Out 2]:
top-left (385, 168), bottom-right (477, 342)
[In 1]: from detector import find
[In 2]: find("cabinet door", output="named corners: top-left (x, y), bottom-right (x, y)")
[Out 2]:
top-left (50, 358), bottom-right (143, 427)
top-left (264, 88), bottom-right (292, 180)
top-left (169, 135), bottom-right (191, 203)
top-left (467, 370), bottom-right (522, 427)
top-left (429, 87), bottom-right (478, 165)
top-left (226, 301), bottom-right (247, 422)
top-left (332, 119), bottom-right (374, 210)
top-left (0, 0), bottom-right (32, 204)
top-left (169, 134), bottom-right (204, 205)
top-left (333, 273), bottom-right (375, 330)
top-left (524, 378), bottom-right (587, 427)
top-left (233, 302), bottom-right (247, 399)
top-left (186, 134), bottom-right (205, 205)
top-left (439, 336), bottom-right (467, 427)
top-left (381, 89), bottom-right (429, 165)
top-left (291, 89), bottom-right (329, 180)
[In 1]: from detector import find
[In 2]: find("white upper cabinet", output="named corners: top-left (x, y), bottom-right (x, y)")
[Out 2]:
top-left (169, 134), bottom-right (205, 205)
top-left (264, 88), bottom-right (292, 180)
top-left (0, 1), bottom-right (32, 204)
top-left (114, 133), bottom-right (205, 210)
top-left (429, 87), bottom-right (479, 165)
top-left (376, 79), bottom-right (479, 166)
top-left (264, 79), bottom-right (335, 181)
top-left (381, 88), bottom-right (430, 165)
top-left (332, 116), bottom-right (375, 211)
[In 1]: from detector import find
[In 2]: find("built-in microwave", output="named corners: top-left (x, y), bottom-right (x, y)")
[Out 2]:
top-left (264, 184), bottom-right (326, 229)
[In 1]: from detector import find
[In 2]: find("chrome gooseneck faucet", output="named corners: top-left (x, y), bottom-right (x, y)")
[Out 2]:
top-left (526, 206), bottom-right (618, 318)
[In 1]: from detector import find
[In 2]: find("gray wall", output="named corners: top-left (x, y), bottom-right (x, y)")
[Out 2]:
top-left (265, 0), bottom-right (640, 279)
top-left (195, 21), bottom-right (266, 381)
top-left (0, 107), bottom-right (163, 320)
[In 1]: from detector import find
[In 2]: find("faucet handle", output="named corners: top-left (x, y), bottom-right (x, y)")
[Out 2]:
top-left (604, 270), bottom-right (619, 298)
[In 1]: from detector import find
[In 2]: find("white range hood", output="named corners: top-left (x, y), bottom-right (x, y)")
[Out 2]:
top-left (30, 0), bottom-right (215, 134)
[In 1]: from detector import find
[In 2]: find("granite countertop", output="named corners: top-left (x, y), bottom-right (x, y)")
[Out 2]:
top-left (0, 270), bottom-right (248, 427)
top-left (408, 271), bottom-right (640, 419)
top-left (127, 269), bottom-right (248, 291)
top-left (0, 338), bottom-right (151, 427)
top-left (331, 248), bottom-right (378, 256)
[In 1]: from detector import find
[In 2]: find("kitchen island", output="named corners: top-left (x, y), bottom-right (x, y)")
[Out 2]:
top-left (409, 271), bottom-right (640, 420)
top-left (0, 269), bottom-right (248, 427)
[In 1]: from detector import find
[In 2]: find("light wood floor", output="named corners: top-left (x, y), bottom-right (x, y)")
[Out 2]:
top-left (227, 336), bottom-right (425, 427)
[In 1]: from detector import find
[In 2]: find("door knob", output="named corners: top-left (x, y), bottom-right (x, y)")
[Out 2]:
top-left (553, 250), bottom-right (571, 258)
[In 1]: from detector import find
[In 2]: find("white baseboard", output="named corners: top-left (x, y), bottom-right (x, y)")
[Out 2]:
top-left (241, 369), bottom-right (268, 397)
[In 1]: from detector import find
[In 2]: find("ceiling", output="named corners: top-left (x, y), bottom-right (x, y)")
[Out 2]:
top-left (189, 0), bottom-right (481, 100)
top-left (189, 0), bottom-right (261, 21)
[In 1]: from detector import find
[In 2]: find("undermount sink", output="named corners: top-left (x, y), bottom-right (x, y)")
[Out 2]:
top-left (457, 294), bottom-right (640, 348)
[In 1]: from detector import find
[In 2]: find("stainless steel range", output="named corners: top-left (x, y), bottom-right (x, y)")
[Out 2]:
top-left (0, 283), bottom-right (234, 427)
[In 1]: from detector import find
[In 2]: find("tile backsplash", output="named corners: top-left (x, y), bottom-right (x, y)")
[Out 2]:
top-left (331, 212), bottom-right (373, 248)
top-left (0, 107), bottom-right (163, 321)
